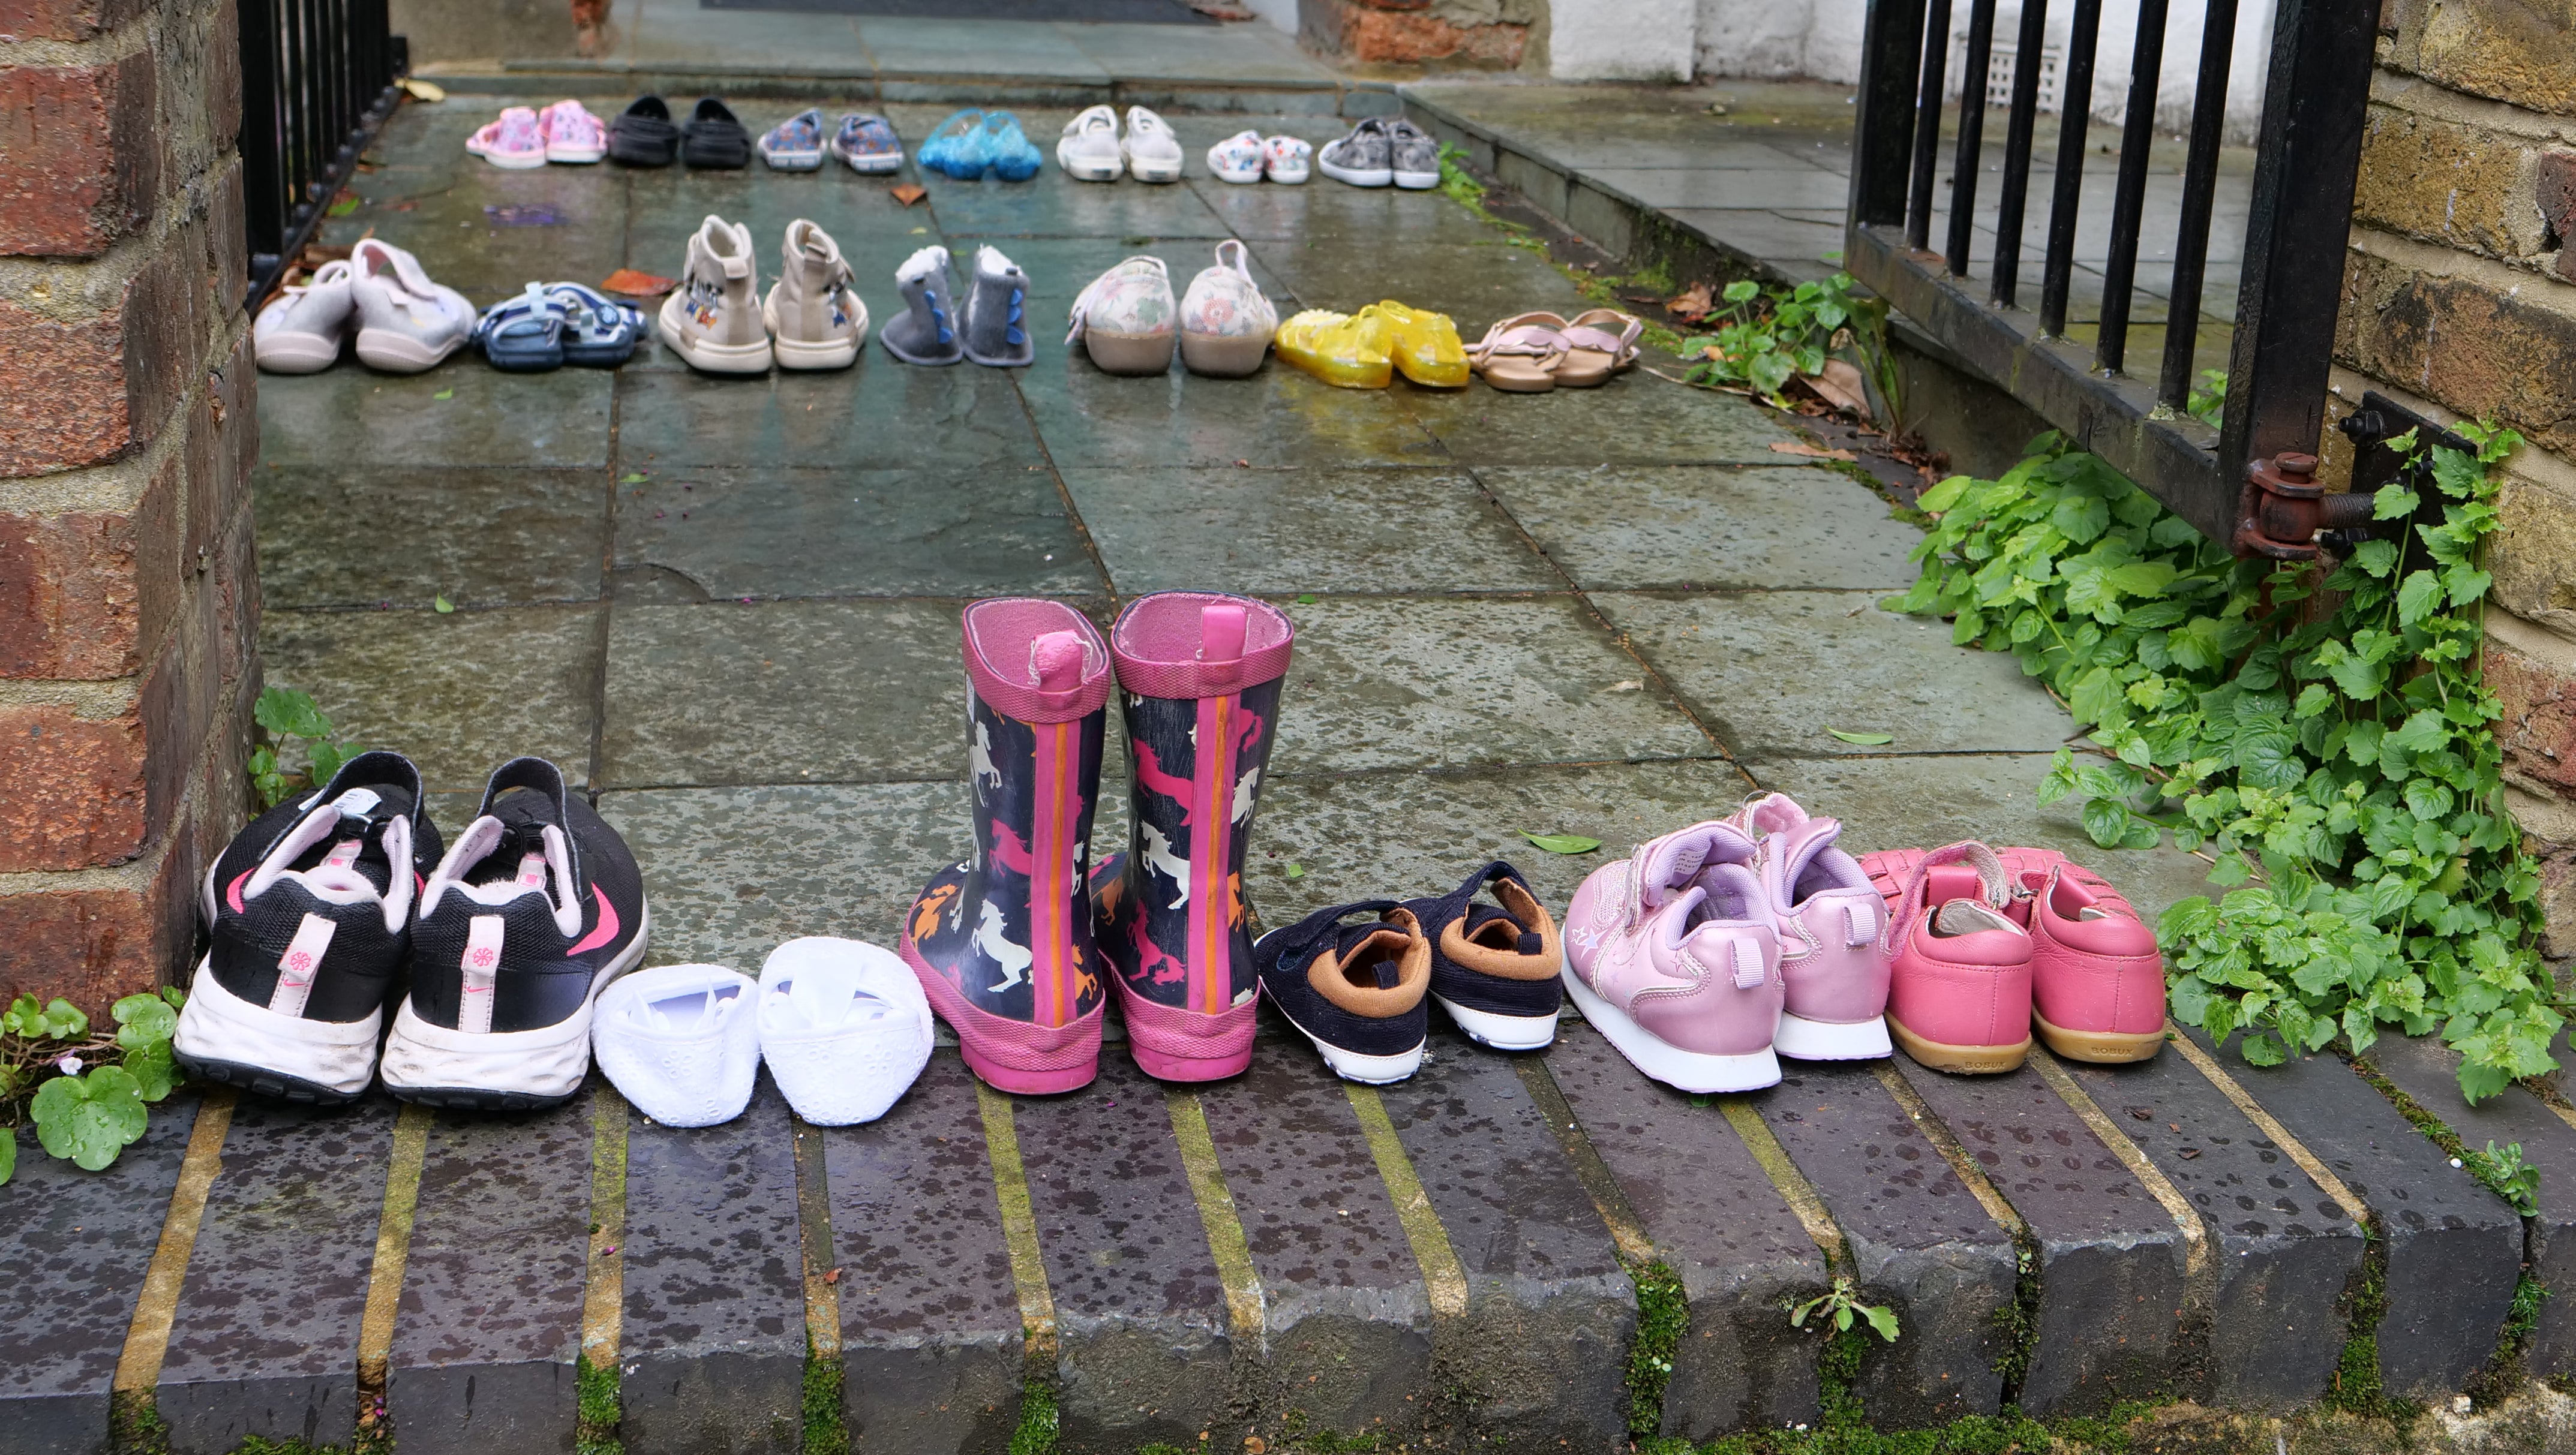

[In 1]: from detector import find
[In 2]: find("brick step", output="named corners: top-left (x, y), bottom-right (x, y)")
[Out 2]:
top-left (0, 1024), bottom-right (2542, 1454)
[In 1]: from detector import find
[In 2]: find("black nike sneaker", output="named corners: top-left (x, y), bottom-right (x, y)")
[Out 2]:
top-left (380, 757), bottom-right (649, 1109)
top-left (173, 751), bottom-right (443, 1103)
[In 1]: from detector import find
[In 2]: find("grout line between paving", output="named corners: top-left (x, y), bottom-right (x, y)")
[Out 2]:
top-left (1715, 1097), bottom-right (1852, 1276)
top-left (792, 1113), bottom-right (843, 1361)
top-left (356, 1102), bottom-right (434, 1417)
top-left (1341, 1082), bottom-right (1470, 1318)
top-left (2028, 1046), bottom-right (2214, 1318)
top-left (2166, 1025), bottom-right (2371, 1227)
top-left (1870, 1060), bottom-right (2025, 1238)
top-left (581, 1081), bottom-right (630, 1370)
top-left (974, 1078), bottom-right (1061, 1367)
top-left (112, 1087), bottom-right (237, 1399)
top-left (1510, 1054), bottom-right (1654, 1262)
top-left (1166, 1088), bottom-right (1269, 1351)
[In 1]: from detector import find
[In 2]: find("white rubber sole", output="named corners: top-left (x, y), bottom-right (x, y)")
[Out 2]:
top-left (1773, 1011), bottom-right (1893, 1061)
top-left (380, 900), bottom-right (651, 1102)
top-left (472, 148), bottom-right (548, 170)
top-left (547, 145), bottom-right (606, 164)
top-left (1125, 152), bottom-right (1182, 184)
top-left (1279, 1009), bottom-right (1424, 1084)
top-left (1056, 142), bottom-right (1122, 181)
top-left (1434, 994), bottom-right (1560, 1051)
top-left (353, 327), bottom-right (466, 374)
top-left (1392, 168), bottom-right (1440, 190)
top-left (657, 291), bottom-right (774, 374)
top-left (1560, 964), bottom-right (1781, 1093)
top-left (830, 140), bottom-right (902, 175)
top-left (1268, 164), bottom-right (1310, 185)
top-left (1317, 156), bottom-right (1391, 187)
top-left (762, 297), bottom-right (867, 370)
top-left (759, 148), bottom-right (824, 171)
top-left (255, 333), bottom-right (341, 373)
top-left (171, 955), bottom-right (385, 1098)
top-left (1211, 163), bottom-right (1262, 184)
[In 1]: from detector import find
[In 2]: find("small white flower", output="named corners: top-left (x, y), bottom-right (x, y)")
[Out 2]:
top-left (55, 1054), bottom-right (82, 1077)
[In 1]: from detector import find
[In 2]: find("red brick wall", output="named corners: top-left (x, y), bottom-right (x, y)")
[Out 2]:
top-left (0, 0), bottom-right (260, 1013)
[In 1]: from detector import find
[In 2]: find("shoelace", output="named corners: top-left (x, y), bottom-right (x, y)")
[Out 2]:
top-left (1880, 841), bottom-right (2013, 955)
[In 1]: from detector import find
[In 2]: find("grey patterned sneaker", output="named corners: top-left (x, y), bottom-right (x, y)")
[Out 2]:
top-left (1317, 117), bottom-right (1392, 188)
top-left (962, 244), bottom-right (1034, 368)
top-left (1386, 118), bottom-right (1441, 190)
top-left (881, 244), bottom-right (963, 366)
top-left (762, 220), bottom-right (866, 370)
top-left (655, 214), bottom-right (773, 374)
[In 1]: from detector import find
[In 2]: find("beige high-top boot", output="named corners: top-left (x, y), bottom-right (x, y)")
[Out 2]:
top-left (656, 214), bottom-right (772, 374)
top-left (761, 220), bottom-right (868, 371)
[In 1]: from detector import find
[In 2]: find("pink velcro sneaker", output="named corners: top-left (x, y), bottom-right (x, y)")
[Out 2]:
top-left (1728, 793), bottom-right (1892, 1060)
top-left (1561, 821), bottom-right (1784, 1093)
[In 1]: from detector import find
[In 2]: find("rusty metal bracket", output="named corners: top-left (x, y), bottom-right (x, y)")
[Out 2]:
top-left (2229, 391), bottom-right (2472, 559)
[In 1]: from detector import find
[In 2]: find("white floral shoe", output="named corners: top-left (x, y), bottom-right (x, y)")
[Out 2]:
top-left (1179, 240), bottom-right (1277, 377)
top-left (1207, 128), bottom-right (1264, 185)
top-left (1066, 254), bottom-right (1176, 375)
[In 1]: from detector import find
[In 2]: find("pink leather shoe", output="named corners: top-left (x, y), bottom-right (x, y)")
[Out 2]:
top-left (1858, 842), bottom-right (2032, 1074)
top-left (1728, 793), bottom-right (1891, 1060)
top-left (1562, 822), bottom-right (1784, 1092)
top-left (2006, 849), bottom-right (2166, 1063)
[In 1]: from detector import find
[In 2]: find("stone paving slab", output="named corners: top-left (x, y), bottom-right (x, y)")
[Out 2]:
top-left (622, 1079), bottom-right (806, 1455)
top-left (0, 1101), bottom-right (196, 1455)
top-left (157, 1097), bottom-right (394, 1454)
top-left (1012, 1056), bottom-right (1234, 1454)
top-left (2366, 1033), bottom-right (2576, 1379)
top-left (1376, 1030), bottom-right (1632, 1451)
top-left (2189, 1032), bottom-right (2521, 1399)
top-left (1544, 1026), bottom-right (1827, 1438)
top-left (255, 465), bottom-right (608, 612)
top-left (825, 1056), bottom-right (1026, 1455)
top-left (1199, 1057), bottom-right (1432, 1436)
top-left (1601, 591), bottom-right (2078, 759)
top-left (390, 1105), bottom-right (590, 1455)
top-left (1475, 464), bottom-right (1924, 593)
top-left (1890, 1059), bottom-right (2186, 1415)
top-left (1749, 1062), bottom-right (2017, 1424)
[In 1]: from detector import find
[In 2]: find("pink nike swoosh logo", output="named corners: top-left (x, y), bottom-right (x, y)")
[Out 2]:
top-left (226, 870), bottom-right (254, 913)
top-left (568, 888), bottom-right (621, 957)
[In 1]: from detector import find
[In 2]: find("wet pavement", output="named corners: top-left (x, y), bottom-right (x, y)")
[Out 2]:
top-left (4, 82), bottom-right (2542, 1455)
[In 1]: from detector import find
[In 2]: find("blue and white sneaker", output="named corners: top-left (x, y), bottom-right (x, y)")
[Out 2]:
top-left (758, 108), bottom-right (826, 171)
top-left (830, 112), bottom-right (903, 175)
top-left (544, 282), bottom-right (645, 366)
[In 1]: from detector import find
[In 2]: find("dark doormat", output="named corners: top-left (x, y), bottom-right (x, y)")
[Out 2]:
top-left (701, 0), bottom-right (1214, 22)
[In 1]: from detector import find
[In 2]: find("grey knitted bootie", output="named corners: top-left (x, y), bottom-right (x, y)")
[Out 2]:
top-left (962, 244), bottom-right (1034, 369)
top-left (881, 244), bottom-right (963, 366)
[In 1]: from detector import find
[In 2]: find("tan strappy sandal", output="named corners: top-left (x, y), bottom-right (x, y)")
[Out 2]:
top-left (1554, 309), bottom-right (1643, 388)
top-left (1467, 312), bottom-right (1569, 393)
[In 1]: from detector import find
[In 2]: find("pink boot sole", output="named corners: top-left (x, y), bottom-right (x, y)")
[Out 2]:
top-left (901, 932), bottom-right (1103, 1095)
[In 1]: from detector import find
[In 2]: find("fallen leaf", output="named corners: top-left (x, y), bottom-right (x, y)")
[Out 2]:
top-left (431, 389), bottom-right (454, 401)
top-left (1295, 593), bottom-right (1317, 605)
top-left (891, 184), bottom-right (927, 206)
top-left (1770, 440), bottom-right (1859, 462)
top-left (433, 594), bottom-right (455, 614)
top-left (1668, 281), bottom-right (1715, 322)
top-left (1521, 831), bottom-right (1604, 855)
top-left (1245, 1439), bottom-right (1268, 1454)
top-left (386, 200), bottom-right (416, 212)
top-left (1827, 729), bottom-right (1893, 745)
top-left (601, 268), bottom-right (677, 297)
top-left (619, 471), bottom-right (649, 484)
top-left (1608, 680), bottom-right (1643, 692)
top-left (326, 193), bottom-right (362, 218)
top-left (1793, 358), bottom-right (1873, 421)
top-left (2178, 1148), bottom-right (2201, 1159)
top-left (908, 226), bottom-right (929, 235)
top-left (1284, 862), bottom-right (1306, 879)
top-left (822, 1267), bottom-right (843, 1285)
top-left (398, 77), bottom-right (447, 102)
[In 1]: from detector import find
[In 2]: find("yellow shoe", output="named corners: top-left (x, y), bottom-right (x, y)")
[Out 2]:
top-left (1275, 308), bottom-right (1392, 389)
top-left (1360, 300), bottom-right (1469, 389)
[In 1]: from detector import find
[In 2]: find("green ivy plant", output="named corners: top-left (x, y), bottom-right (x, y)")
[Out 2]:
top-left (1899, 425), bottom-right (2551, 1100)
top-left (1679, 275), bottom-right (1862, 399)
top-left (0, 988), bottom-right (187, 1184)
top-left (250, 685), bottom-right (355, 810)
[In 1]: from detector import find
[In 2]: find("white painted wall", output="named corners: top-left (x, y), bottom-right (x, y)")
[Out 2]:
top-left (1243, 0), bottom-right (1298, 36)
top-left (1551, 0), bottom-right (1702, 80)
top-left (1690, 0), bottom-right (2274, 142)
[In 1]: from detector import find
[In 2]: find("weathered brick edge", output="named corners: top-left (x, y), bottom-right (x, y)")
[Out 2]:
top-left (0, 0), bottom-right (260, 1011)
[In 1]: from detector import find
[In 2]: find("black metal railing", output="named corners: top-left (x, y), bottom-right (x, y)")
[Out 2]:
top-left (238, 0), bottom-right (407, 311)
top-left (1846, 0), bottom-right (2377, 552)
